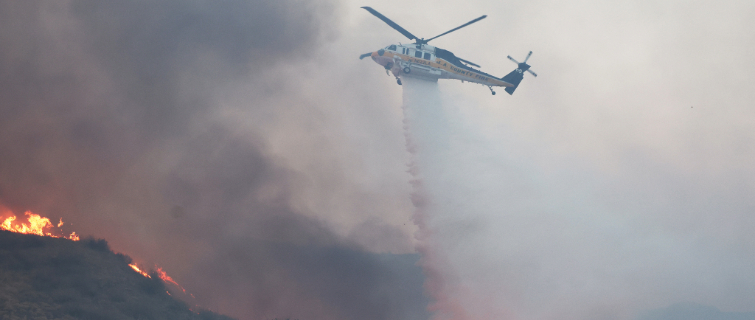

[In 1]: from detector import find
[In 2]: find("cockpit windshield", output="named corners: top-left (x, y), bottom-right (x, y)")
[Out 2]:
top-left (387, 45), bottom-right (397, 51)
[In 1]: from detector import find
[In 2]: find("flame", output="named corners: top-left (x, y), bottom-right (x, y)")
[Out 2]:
top-left (129, 263), bottom-right (151, 278)
top-left (1, 211), bottom-right (79, 241)
top-left (2, 216), bottom-right (14, 230)
top-left (2, 209), bottom-right (195, 303)
top-left (129, 264), bottom-right (188, 294)
top-left (156, 267), bottom-right (179, 286)
top-left (157, 267), bottom-right (187, 293)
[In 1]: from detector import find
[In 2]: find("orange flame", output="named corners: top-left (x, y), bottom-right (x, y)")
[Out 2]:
top-left (1, 211), bottom-right (79, 241)
top-left (2, 209), bottom-right (195, 302)
top-left (129, 263), bottom-right (152, 278)
top-left (156, 267), bottom-right (179, 286)
top-left (157, 267), bottom-right (187, 293)
top-left (129, 264), bottom-right (188, 294)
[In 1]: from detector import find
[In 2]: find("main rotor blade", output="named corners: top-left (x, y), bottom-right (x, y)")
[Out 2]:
top-left (361, 7), bottom-right (417, 41)
top-left (425, 15), bottom-right (487, 42)
top-left (458, 58), bottom-right (481, 68)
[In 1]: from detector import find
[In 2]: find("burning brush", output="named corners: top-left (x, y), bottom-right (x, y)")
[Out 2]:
top-left (1, 209), bottom-right (191, 297)
top-left (1, 210), bottom-right (79, 241)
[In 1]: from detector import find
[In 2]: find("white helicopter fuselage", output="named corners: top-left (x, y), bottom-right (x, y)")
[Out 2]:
top-left (359, 6), bottom-right (535, 95)
top-left (369, 43), bottom-right (515, 88)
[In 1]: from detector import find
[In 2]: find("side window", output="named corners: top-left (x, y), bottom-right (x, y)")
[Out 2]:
top-left (388, 45), bottom-right (397, 51)
top-left (424, 52), bottom-right (431, 60)
top-left (402, 48), bottom-right (406, 54)
top-left (415, 51), bottom-right (423, 58)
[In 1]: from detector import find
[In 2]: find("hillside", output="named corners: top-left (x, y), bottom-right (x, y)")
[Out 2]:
top-left (0, 230), bottom-right (234, 320)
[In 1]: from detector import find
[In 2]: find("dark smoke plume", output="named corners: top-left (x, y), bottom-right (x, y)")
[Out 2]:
top-left (0, 1), bottom-right (427, 319)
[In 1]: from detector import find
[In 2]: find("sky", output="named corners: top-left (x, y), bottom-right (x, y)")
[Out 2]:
top-left (1, 0), bottom-right (754, 320)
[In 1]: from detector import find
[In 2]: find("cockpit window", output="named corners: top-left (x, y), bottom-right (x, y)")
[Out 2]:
top-left (388, 45), bottom-right (397, 51)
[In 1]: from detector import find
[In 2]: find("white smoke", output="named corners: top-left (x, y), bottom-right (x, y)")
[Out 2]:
top-left (400, 72), bottom-right (755, 320)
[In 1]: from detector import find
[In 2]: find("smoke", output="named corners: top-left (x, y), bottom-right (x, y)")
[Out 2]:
top-left (5, 1), bottom-right (754, 319)
top-left (0, 1), bottom-right (426, 319)
top-left (400, 59), bottom-right (755, 320)
top-left (384, 1), bottom-right (755, 320)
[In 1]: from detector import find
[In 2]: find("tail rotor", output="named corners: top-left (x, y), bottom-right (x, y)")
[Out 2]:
top-left (506, 51), bottom-right (537, 77)
top-left (501, 51), bottom-right (537, 95)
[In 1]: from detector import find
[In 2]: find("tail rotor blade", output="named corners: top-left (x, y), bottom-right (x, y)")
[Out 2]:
top-left (503, 51), bottom-right (538, 94)
top-left (524, 51), bottom-right (533, 63)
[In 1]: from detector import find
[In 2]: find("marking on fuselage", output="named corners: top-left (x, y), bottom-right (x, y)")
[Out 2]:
top-left (384, 51), bottom-right (510, 87)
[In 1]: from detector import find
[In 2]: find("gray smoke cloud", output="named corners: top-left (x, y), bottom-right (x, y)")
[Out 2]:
top-left (8, 1), bottom-right (753, 319)
top-left (0, 1), bottom-right (426, 319)
top-left (363, 1), bottom-right (755, 319)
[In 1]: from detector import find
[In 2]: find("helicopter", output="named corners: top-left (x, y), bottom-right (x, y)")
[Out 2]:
top-left (359, 6), bottom-right (536, 95)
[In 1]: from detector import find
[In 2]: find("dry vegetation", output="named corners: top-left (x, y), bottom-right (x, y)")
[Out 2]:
top-left (0, 230), bottom-right (234, 320)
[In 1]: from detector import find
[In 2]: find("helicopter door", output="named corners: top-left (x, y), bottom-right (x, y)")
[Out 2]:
top-left (415, 51), bottom-right (423, 58)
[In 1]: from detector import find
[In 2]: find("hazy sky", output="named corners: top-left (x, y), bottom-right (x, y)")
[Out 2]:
top-left (362, 1), bottom-right (755, 319)
top-left (1, 0), bottom-right (754, 319)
